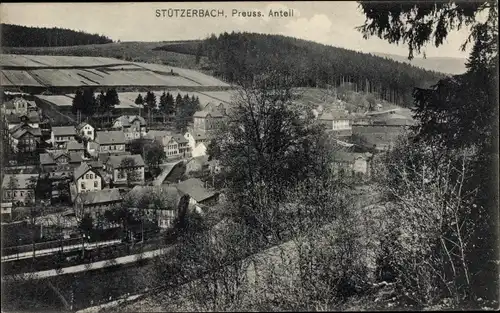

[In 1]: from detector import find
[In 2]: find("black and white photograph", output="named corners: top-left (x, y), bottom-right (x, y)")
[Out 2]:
top-left (0, 1), bottom-right (498, 311)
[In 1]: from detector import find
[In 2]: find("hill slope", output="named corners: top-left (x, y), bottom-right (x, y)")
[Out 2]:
top-left (1, 23), bottom-right (113, 47)
top-left (155, 33), bottom-right (444, 107)
top-left (372, 52), bottom-right (467, 75)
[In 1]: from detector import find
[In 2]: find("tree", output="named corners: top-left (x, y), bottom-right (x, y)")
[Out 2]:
top-left (358, 1), bottom-right (498, 307)
top-left (195, 42), bottom-right (203, 64)
top-left (72, 89), bottom-right (85, 115)
top-left (159, 91), bottom-right (168, 113)
top-left (96, 91), bottom-right (106, 113)
top-left (144, 140), bottom-right (166, 174)
top-left (82, 88), bottom-right (97, 115)
top-left (6, 175), bottom-right (19, 204)
top-left (104, 88), bottom-right (120, 112)
top-left (144, 91), bottom-right (157, 112)
top-left (135, 94), bottom-right (144, 105)
top-left (166, 92), bottom-right (175, 115)
top-left (175, 93), bottom-right (183, 113)
top-left (78, 213), bottom-right (94, 236)
top-left (214, 70), bottom-right (332, 244)
top-left (120, 157), bottom-right (140, 187)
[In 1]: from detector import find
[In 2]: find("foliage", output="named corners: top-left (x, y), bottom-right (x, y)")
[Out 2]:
top-left (134, 94), bottom-right (144, 105)
top-left (357, 1), bottom-right (492, 59)
top-left (144, 91), bottom-right (157, 112)
top-left (78, 213), bottom-right (94, 235)
top-left (175, 93), bottom-right (201, 131)
top-left (119, 157), bottom-right (140, 186)
top-left (1, 23), bottom-right (113, 47)
top-left (129, 138), bottom-right (166, 172)
top-left (159, 91), bottom-right (175, 115)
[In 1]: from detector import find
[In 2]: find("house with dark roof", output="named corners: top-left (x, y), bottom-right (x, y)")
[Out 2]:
top-left (76, 122), bottom-right (95, 141)
top-left (94, 131), bottom-right (126, 154)
top-left (4, 110), bottom-right (40, 130)
top-left (73, 163), bottom-right (103, 193)
top-left (74, 188), bottom-right (123, 220)
top-left (112, 115), bottom-right (147, 142)
top-left (176, 178), bottom-right (219, 208)
top-left (8, 123), bottom-right (41, 153)
top-left (2, 173), bottom-right (39, 206)
top-left (51, 126), bottom-right (76, 148)
top-left (105, 154), bottom-right (145, 186)
top-left (66, 139), bottom-right (85, 156)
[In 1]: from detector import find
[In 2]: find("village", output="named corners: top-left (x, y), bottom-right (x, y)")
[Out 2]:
top-left (1, 76), bottom-right (414, 264)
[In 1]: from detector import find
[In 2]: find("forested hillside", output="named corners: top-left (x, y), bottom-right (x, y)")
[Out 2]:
top-left (1, 24), bottom-right (113, 47)
top-left (155, 32), bottom-right (445, 106)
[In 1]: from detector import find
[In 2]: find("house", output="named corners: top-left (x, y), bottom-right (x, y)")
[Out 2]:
top-left (39, 151), bottom-right (82, 169)
top-left (5, 111), bottom-right (41, 130)
top-left (112, 115), bottom-right (147, 141)
top-left (184, 130), bottom-right (210, 157)
top-left (332, 152), bottom-right (373, 177)
top-left (1, 202), bottom-right (13, 221)
top-left (186, 155), bottom-right (210, 174)
top-left (51, 126), bottom-right (76, 148)
top-left (66, 140), bottom-right (86, 156)
top-left (94, 131), bottom-right (126, 154)
top-left (193, 110), bottom-right (226, 132)
top-left (127, 185), bottom-right (181, 229)
top-left (74, 188), bottom-right (123, 220)
top-left (9, 124), bottom-right (41, 153)
top-left (76, 122), bottom-right (95, 141)
top-left (2, 174), bottom-right (39, 206)
top-left (73, 163), bottom-right (103, 193)
top-left (2, 98), bottom-right (32, 115)
top-left (144, 130), bottom-right (172, 142)
top-left (176, 178), bottom-right (219, 208)
top-left (105, 154), bottom-right (145, 186)
top-left (318, 110), bottom-right (352, 137)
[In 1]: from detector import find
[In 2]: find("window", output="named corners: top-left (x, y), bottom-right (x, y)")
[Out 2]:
top-left (81, 182), bottom-right (85, 189)
top-left (20, 191), bottom-right (24, 197)
top-left (87, 131), bottom-right (92, 135)
top-left (89, 173), bottom-right (93, 179)
top-left (94, 181), bottom-right (98, 188)
top-left (85, 174), bottom-right (89, 179)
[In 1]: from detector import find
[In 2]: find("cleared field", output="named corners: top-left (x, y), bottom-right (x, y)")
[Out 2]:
top-left (29, 69), bottom-right (98, 86)
top-left (1, 70), bottom-right (45, 87)
top-left (1, 54), bottom-right (131, 68)
top-left (134, 62), bottom-right (229, 87)
top-left (198, 90), bottom-right (239, 103)
top-left (36, 95), bottom-right (74, 107)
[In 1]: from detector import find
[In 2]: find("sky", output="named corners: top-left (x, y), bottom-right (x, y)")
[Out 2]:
top-left (1, 2), bottom-right (474, 59)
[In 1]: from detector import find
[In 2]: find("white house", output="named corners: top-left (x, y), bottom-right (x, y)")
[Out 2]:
top-left (318, 110), bottom-right (352, 137)
top-left (76, 122), bottom-right (95, 141)
top-left (73, 163), bottom-right (103, 193)
top-left (94, 131), bottom-right (126, 154)
top-left (105, 154), bottom-right (145, 186)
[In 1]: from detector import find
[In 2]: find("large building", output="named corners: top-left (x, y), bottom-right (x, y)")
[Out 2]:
top-left (51, 126), bottom-right (77, 148)
top-left (73, 163), bottom-right (103, 193)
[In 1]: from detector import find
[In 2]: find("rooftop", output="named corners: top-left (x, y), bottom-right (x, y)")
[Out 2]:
top-left (95, 131), bottom-right (126, 145)
top-left (176, 178), bottom-right (217, 203)
top-left (52, 126), bottom-right (76, 137)
top-left (77, 188), bottom-right (122, 205)
top-left (66, 140), bottom-right (84, 150)
top-left (107, 154), bottom-right (145, 168)
top-left (73, 163), bottom-right (100, 181)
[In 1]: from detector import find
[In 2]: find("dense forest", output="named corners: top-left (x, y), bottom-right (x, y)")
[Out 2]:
top-left (155, 32), bottom-right (445, 106)
top-left (1, 24), bottom-right (113, 47)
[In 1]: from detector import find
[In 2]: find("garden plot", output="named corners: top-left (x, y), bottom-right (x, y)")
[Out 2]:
top-left (29, 69), bottom-right (98, 87)
top-left (1, 70), bottom-right (45, 87)
top-left (21, 55), bottom-right (130, 68)
top-left (0, 54), bottom-right (47, 67)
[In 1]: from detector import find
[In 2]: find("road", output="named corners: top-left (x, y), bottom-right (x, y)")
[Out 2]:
top-left (1, 239), bottom-right (122, 263)
top-left (153, 160), bottom-right (184, 186)
top-left (2, 246), bottom-right (174, 281)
